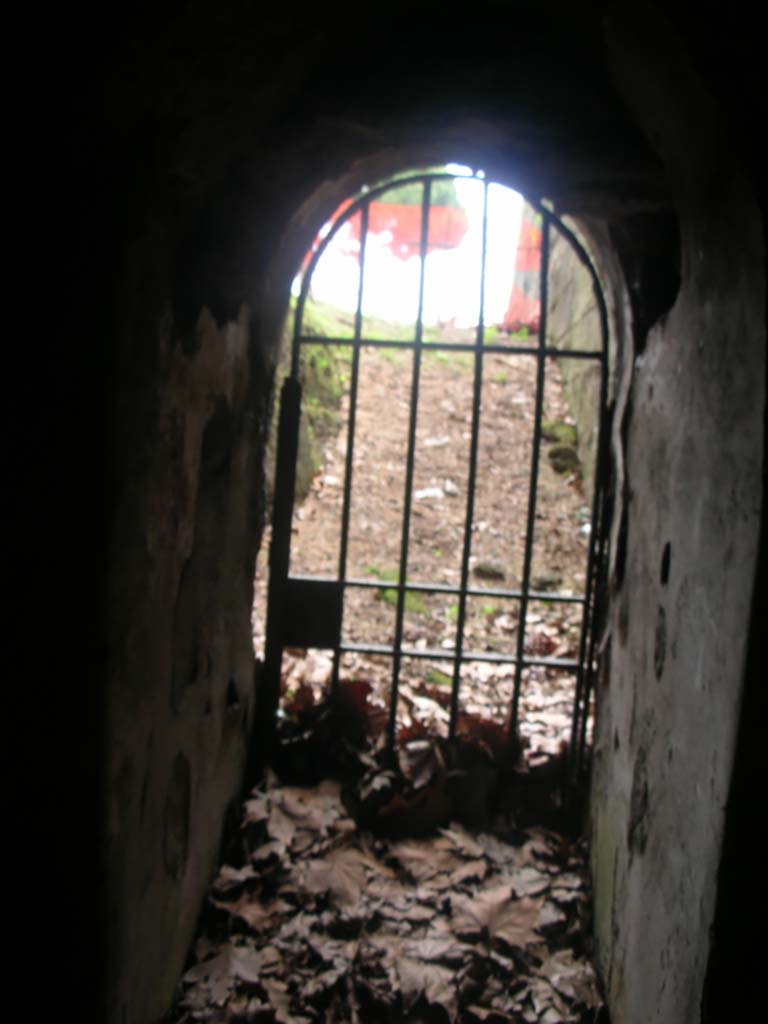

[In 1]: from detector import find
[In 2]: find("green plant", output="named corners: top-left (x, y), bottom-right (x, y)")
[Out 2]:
top-left (425, 668), bottom-right (452, 689)
top-left (492, 371), bottom-right (508, 384)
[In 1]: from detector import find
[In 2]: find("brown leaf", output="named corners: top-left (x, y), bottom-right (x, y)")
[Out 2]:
top-left (268, 803), bottom-right (297, 845)
top-left (440, 824), bottom-right (485, 859)
top-left (475, 832), bottom-right (528, 868)
top-left (262, 978), bottom-right (313, 1024)
top-left (467, 1006), bottom-right (516, 1021)
top-left (374, 783), bottom-right (454, 837)
top-left (389, 839), bottom-right (463, 882)
top-left (536, 901), bottom-right (567, 932)
top-left (397, 957), bottom-right (458, 1021)
top-left (538, 950), bottom-right (601, 1007)
top-left (300, 847), bottom-right (367, 907)
top-left (507, 866), bottom-right (551, 898)
top-left (402, 936), bottom-right (472, 965)
top-left (210, 863), bottom-right (258, 896)
top-left (455, 713), bottom-right (509, 761)
top-left (450, 858), bottom-right (489, 885)
top-left (452, 884), bottom-right (543, 949)
top-left (210, 893), bottom-right (291, 932)
top-left (277, 781), bottom-right (343, 832)
top-left (242, 794), bottom-right (270, 827)
top-left (284, 683), bottom-right (315, 713)
top-left (183, 942), bottom-right (276, 1005)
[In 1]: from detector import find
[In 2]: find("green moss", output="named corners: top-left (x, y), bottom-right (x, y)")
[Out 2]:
top-left (548, 443), bottom-right (581, 475)
top-left (542, 419), bottom-right (578, 445)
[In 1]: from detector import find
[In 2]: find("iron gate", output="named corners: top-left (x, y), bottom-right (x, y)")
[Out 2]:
top-left (262, 171), bottom-right (610, 777)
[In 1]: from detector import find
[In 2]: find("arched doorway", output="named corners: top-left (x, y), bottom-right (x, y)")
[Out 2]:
top-left (260, 168), bottom-right (610, 780)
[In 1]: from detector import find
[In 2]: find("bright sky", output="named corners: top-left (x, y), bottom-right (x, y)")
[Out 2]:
top-left (298, 167), bottom-right (524, 328)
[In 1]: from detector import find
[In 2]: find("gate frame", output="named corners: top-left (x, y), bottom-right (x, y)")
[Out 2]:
top-left (262, 170), bottom-right (610, 781)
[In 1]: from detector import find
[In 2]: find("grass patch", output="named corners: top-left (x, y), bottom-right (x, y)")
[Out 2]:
top-left (425, 668), bottom-right (453, 688)
top-left (423, 348), bottom-right (473, 370)
top-left (365, 566), bottom-right (428, 614)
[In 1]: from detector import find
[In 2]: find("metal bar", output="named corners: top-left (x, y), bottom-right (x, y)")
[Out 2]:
top-left (297, 334), bottom-right (604, 361)
top-left (569, 245), bottom-right (612, 773)
top-left (388, 179), bottom-right (431, 747)
top-left (576, 520), bottom-right (608, 775)
top-left (509, 212), bottom-right (550, 739)
top-left (330, 200), bottom-right (370, 694)
top-left (287, 573), bottom-right (586, 603)
top-left (450, 179), bottom-right (489, 736)
top-left (340, 640), bottom-right (579, 670)
top-left (260, 377), bottom-right (303, 755)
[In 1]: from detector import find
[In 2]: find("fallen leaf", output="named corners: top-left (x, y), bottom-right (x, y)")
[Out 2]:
top-left (506, 866), bottom-right (551, 898)
top-left (389, 839), bottom-right (462, 881)
top-left (183, 942), bottom-right (276, 1005)
top-left (538, 950), bottom-right (601, 1007)
top-left (440, 824), bottom-right (486, 859)
top-left (536, 901), bottom-right (567, 932)
top-left (242, 794), bottom-right (270, 827)
top-left (452, 884), bottom-right (543, 949)
top-left (402, 936), bottom-right (472, 965)
top-left (210, 864), bottom-right (258, 896)
top-left (397, 957), bottom-right (458, 1021)
top-left (210, 893), bottom-right (291, 932)
top-left (262, 978), bottom-right (313, 1024)
top-left (268, 804), bottom-right (297, 846)
top-left (284, 683), bottom-right (316, 713)
top-left (251, 840), bottom-right (286, 865)
top-left (300, 847), bottom-right (367, 907)
top-left (450, 858), bottom-right (489, 885)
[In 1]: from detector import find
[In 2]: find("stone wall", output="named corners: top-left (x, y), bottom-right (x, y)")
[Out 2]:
top-left (106, 292), bottom-right (271, 1022)
top-left (547, 226), bottom-right (606, 505)
top-left (589, 12), bottom-right (766, 1022)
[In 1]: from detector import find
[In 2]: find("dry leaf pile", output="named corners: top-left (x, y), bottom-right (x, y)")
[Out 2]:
top-left (171, 757), bottom-right (603, 1024)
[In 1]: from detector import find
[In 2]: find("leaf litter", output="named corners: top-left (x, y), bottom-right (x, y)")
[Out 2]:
top-left (199, 326), bottom-right (607, 1021)
top-left (168, 695), bottom-right (605, 1024)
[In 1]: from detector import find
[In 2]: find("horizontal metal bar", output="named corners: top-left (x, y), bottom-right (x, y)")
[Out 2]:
top-left (298, 335), bottom-right (603, 361)
top-left (338, 641), bottom-right (579, 671)
top-left (287, 573), bottom-right (586, 605)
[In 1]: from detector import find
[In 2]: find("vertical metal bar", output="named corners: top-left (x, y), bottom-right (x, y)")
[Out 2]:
top-left (331, 201), bottom-right (370, 694)
top-left (388, 178), bottom-right (431, 748)
top-left (291, 284), bottom-right (308, 381)
top-left (570, 277), bottom-right (611, 773)
top-left (261, 376), bottom-right (303, 754)
top-left (450, 179), bottom-right (489, 737)
top-left (509, 211), bottom-right (550, 739)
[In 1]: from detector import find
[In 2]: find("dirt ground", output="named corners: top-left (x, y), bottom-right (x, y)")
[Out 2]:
top-left (253, 331), bottom-right (594, 763)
